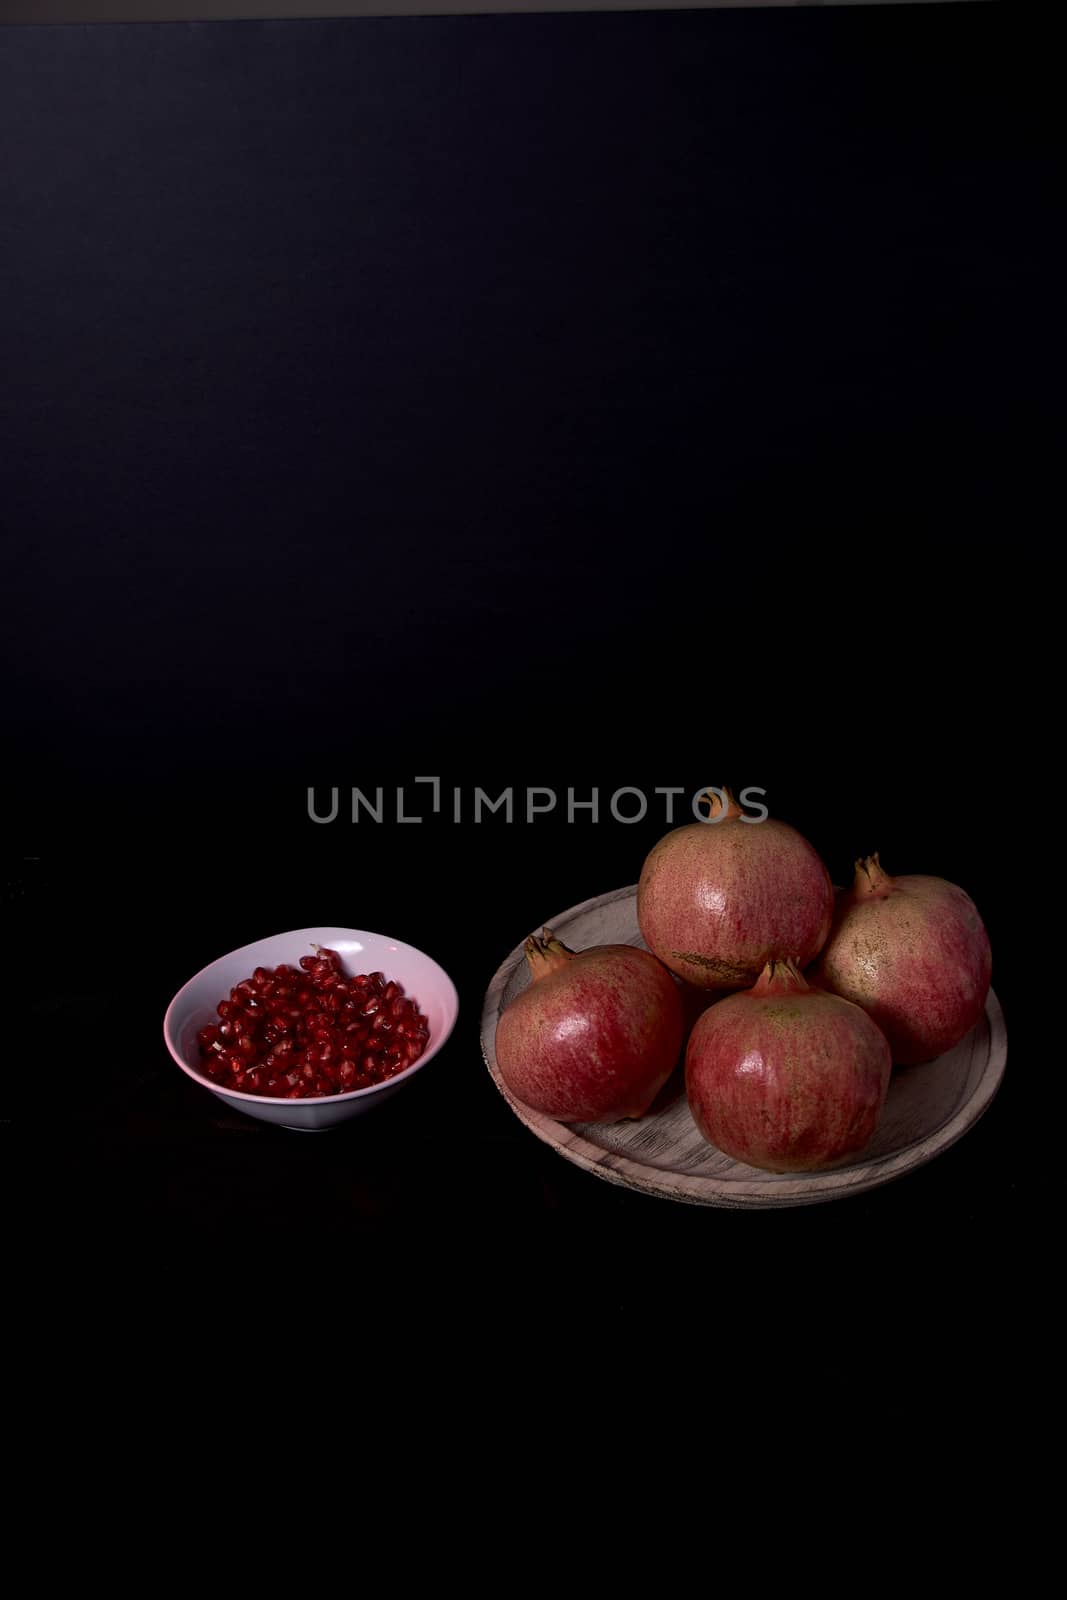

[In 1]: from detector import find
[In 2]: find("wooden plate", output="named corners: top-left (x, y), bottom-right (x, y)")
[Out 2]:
top-left (480, 884), bottom-right (1007, 1209)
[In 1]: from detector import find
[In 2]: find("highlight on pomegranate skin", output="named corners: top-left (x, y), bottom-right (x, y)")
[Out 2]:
top-left (685, 958), bottom-right (892, 1173)
top-left (813, 854), bottom-right (992, 1066)
top-left (637, 787), bottom-right (834, 992)
top-left (494, 931), bottom-right (685, 1123)
top-left (197, 946), bottom-right (430, 1098)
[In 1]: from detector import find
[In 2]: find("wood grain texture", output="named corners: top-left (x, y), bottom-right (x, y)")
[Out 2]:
top-left (481, 885), bottom-right (1007, 1209)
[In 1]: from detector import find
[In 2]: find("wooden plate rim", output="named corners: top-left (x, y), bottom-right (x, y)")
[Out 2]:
top-left (479, 883), bottom-right (1008, 1210)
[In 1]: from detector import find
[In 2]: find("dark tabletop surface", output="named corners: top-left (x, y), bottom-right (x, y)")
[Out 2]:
top-left (0, 4), bottom-right (1044, 1309)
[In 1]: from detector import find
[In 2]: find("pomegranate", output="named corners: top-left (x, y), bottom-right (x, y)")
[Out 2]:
top-left (813, 854), bottom-right (992, 1065)
top-left (495, 931), bottom-right (685, 1122)
top-left (198, 947), bottom-right (430, 1097)
top-left (638, 788), bottom-right (834, 990)
top-left (686, 958), bottom-right (891, 1172)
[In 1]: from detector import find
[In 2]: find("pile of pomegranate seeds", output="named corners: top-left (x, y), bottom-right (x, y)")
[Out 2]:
top-left (197, 947), bottom-right (430, 1098)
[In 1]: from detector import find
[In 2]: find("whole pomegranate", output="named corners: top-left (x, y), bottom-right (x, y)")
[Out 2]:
top-left (495, 931), bottom-right (684, 1122)
top-left (686, 958), bottom-right (892, 1172)
top-left (813, 854), bottom-right (992, 1065)
top-left (638, 788), bottom-right (834, 990)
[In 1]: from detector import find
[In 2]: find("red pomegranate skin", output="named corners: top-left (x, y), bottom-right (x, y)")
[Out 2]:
top-left (813, 855), bottom-right (992, 1066)
top-left (495, 934), bottom-right (685, 1122)
top-left (638, 790), bottom-right (834, 991)
top-left (686, 959), bottom-right (892, 1172)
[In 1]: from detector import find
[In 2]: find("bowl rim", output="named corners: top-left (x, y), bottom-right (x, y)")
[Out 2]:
top-left (163, 924), bottom-right (459, 1106)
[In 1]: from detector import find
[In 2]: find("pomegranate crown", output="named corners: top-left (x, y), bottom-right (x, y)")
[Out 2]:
top-left (523, 929), bottom-right (577, 981)
top-left (853, 854), bottom-right (894, 897)
top-left (696, 787), bottom-right (744, 822)
top-left (752, 957), bottom-right (810, 996)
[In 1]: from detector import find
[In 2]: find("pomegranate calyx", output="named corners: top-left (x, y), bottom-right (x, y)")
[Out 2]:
top-left (523, 929), bottom-right (577, 981)
top-left (853, 853), bottom-right (894, 898)
top-left (752, 957), bottom-right (810, 997)
top-left (697, 787), bottom-right (744, 822)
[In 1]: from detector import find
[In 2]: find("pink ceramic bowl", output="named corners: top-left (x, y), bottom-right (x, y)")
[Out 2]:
top-left (164, 925), bottom-right (459, 1131)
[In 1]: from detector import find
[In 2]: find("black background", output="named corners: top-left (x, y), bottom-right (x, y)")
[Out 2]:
top-left (0, 5), bottom-right (1047, 1308)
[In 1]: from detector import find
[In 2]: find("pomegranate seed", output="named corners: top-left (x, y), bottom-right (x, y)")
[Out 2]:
top-left (197, 946), bottom-right (428, 1099)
